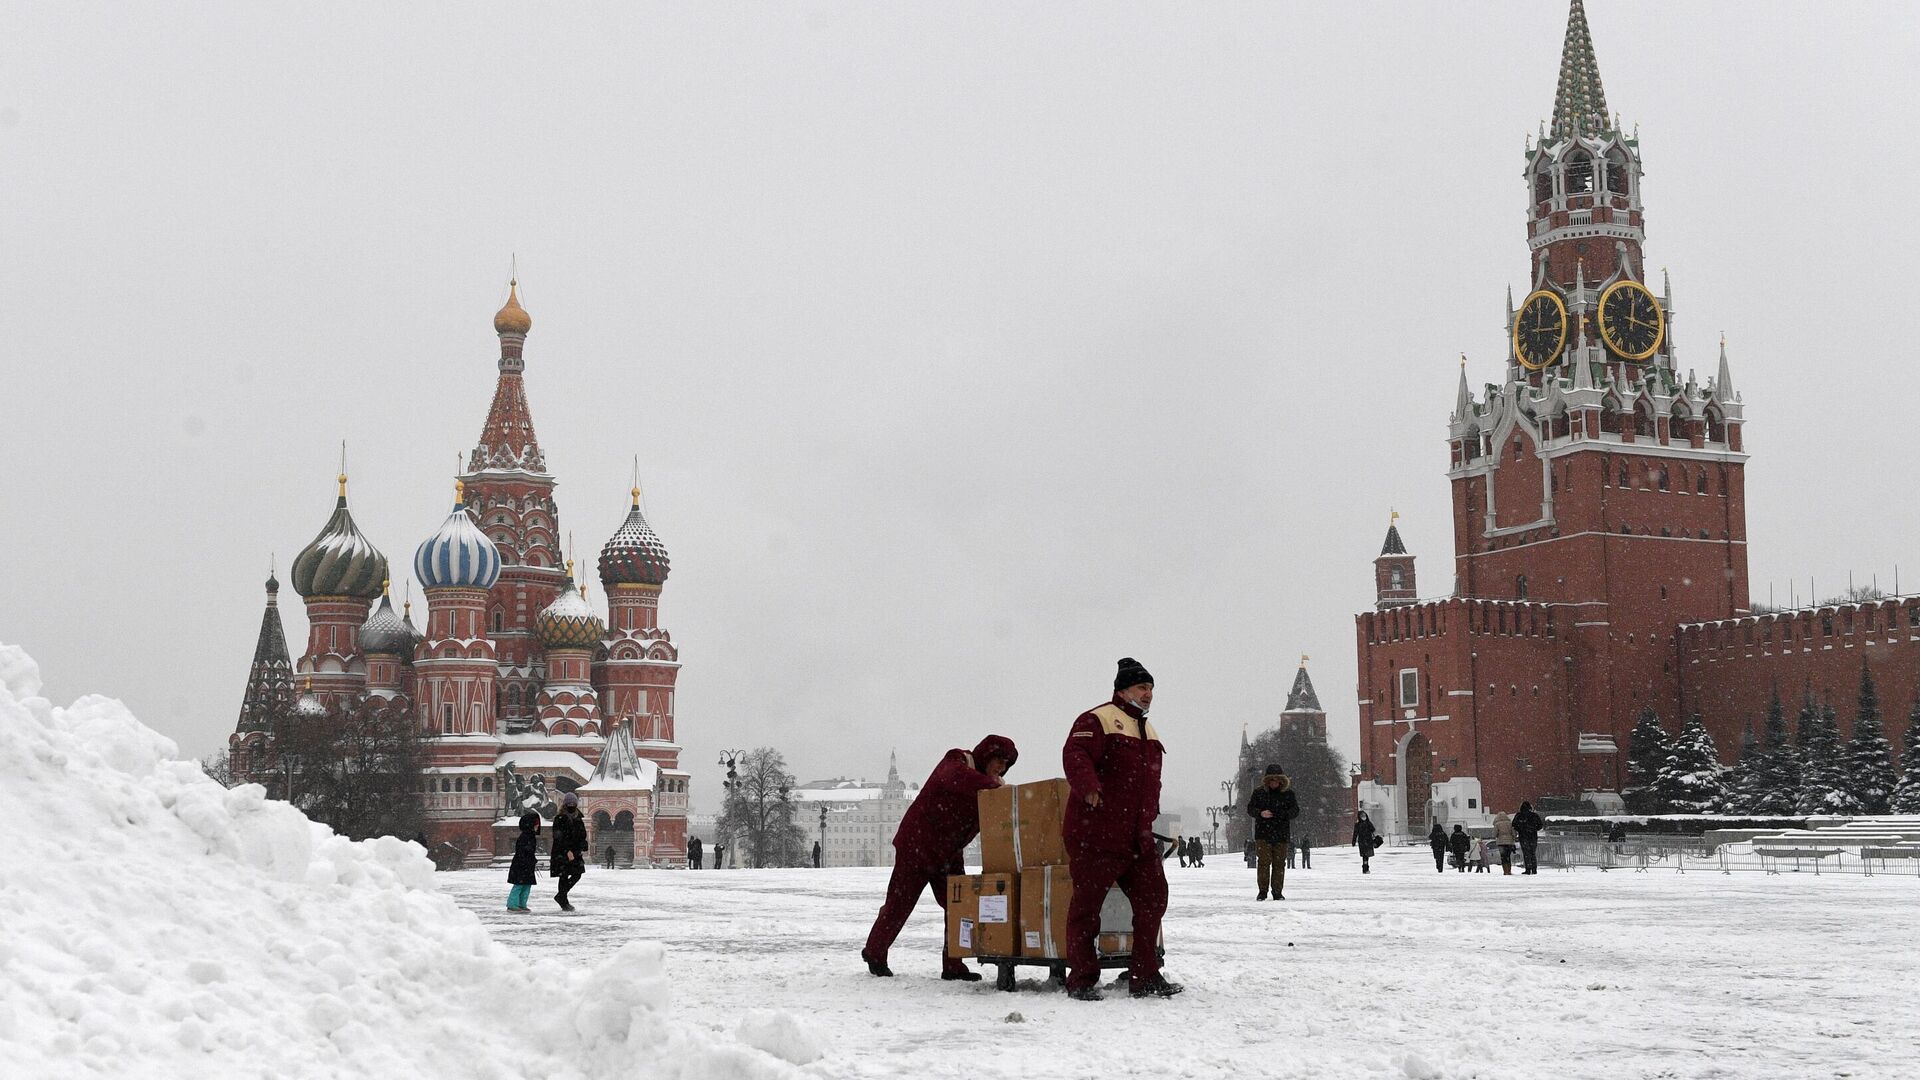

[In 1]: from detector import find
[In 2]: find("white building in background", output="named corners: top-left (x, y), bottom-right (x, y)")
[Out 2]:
top-left (788, 753), bottom-right (984, 868)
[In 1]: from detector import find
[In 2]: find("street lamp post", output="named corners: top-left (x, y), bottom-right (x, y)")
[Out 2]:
top-left (1206, 805), bottom-right (1221, 853)
top-left (718, 750), bottom-right (743, 868)
top-left (817, 805), bottom-right (828, 868)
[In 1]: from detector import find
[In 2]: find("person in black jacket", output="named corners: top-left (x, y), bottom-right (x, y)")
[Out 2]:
top-left (506, 812), bottom-right (539, 912)
top-left (1351, 811), bottom-right (1379, 874)
top-left (1298, 833), bottom-right (1313, 870)
top-left (1513, 801), bottom-right (1546, 874)
top-left (1245, 764), bottom-right (1300, 900)
top-left (551, 793), bottom-right (589, 910)
top-left (1447, 824), bottom-right (1471, 872)
top-left (1188, 836), bottom-right (1204, 867)
top-left (1427, 821), bottom-right (1447, 873)
top-left (687, 836), bottom-right (704, 870)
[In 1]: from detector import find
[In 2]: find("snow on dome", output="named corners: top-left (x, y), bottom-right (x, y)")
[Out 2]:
top-left (358, 588), bottom-right (417, 656)
top-left (536, 577), bottom-right (604, 650)
top-left (598, 492), bottom-right (671, 589)
top-left (290, 479), bottom-right (388, 600)
top-left (580, 721), bottom-right (657, 793)
top-left (0, 640), bottom-right (808, 1079)
top-left (414, 487), bottom-right (502, 591)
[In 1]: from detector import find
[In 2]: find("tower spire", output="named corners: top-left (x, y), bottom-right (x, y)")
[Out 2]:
top-left (1550, 1), bottom-right (1610, 140)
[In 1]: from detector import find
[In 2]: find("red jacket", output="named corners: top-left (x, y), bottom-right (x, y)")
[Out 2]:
top-left (891, 735), bottom-right (1019, 869)
top-left (1062, 697), bottom-right (1164, 857)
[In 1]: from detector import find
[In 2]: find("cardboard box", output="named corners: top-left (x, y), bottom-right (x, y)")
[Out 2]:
top-left (945, 873), bottom-right (1019, 959)
top-left (1017, 864), bottom-right (1139, 960)
top-left (978, 778), bottom-right (1071, 873)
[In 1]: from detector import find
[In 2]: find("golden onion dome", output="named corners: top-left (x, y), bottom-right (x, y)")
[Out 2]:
top-left (493, 279), bottom-right (532, 335)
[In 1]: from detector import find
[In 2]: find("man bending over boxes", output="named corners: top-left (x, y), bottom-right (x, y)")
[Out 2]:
top-left (1060, 658), bottom-right (1183, 1000)
top-left (862, 735), bottom-right (1020, 980)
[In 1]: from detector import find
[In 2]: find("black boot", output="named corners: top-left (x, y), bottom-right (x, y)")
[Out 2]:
top-left (1130, 975), bottom-right (1184, 999)
top-left (940, 969), bottom-right (983, 982)
top-left (1067, 985), bottom-right (1105, 1002)
top-left (861, 949), bottom-right (894, 977)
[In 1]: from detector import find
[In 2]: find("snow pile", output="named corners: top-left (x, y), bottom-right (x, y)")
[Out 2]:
top-left (0, 642), bottom-right (810, 1079)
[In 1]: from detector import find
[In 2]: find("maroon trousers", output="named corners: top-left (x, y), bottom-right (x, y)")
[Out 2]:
top-left (864, 858), bottom-right (966, 974)
top-left (1064, 848), bottom-right (1167, 990)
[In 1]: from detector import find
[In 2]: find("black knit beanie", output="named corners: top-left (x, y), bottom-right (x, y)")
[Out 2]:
top-left (1114, 657), bottom-right (1154, 692)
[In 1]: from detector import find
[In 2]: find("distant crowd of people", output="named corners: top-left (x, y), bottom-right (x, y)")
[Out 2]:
top-left (1423, 802), bottom-right (1546, 875)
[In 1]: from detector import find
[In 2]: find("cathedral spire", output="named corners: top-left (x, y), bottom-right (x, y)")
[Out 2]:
top-left (235, 571), bottom-right (295, 732)
top-left (468, 278), bottom-right (548, 475)
top-left (1549, 1), bottom-right (1611, 140)
top-left (1283, 658), bottom-right (1323, 714)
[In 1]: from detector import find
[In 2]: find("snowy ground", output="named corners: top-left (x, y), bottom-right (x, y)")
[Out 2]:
top-left (445, 851), bottom-right (1920, 1080)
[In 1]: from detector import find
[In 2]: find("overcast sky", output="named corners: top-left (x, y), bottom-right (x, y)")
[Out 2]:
top-left (4, 3), bottom-right (1918, 820)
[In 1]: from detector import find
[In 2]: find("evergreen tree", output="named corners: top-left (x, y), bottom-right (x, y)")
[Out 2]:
top-left (1718, 722), bottom-right (1761, 814)
top-left (1890, 696), bottom-right (1920, 814)
top-left (1845, 662), bottom-right (1897, 814)
top-left (1657, 712), bottom-right (1728, 813)
top-left (1795, 697), bottom-right (1858, 816)
top-left (1624, 707), bottom-right (1669, 813)
top-left (1749, 686), bottom-right (1799, 814)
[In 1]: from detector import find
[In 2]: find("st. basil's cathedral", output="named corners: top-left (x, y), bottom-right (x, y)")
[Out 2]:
top-left (227, 284), bottom-right (689, 867)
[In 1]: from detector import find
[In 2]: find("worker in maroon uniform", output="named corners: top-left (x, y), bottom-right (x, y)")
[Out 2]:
top-left (861, 735), bottom-right (1019, 981)
top-left (1061, 658), bottom-right (1182, 1000)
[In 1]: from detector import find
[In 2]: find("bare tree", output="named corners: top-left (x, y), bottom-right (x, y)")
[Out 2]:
top-left (271, 696), bottom-right (427, 841)
top-left (200, 747), bottom-right (236, 788)
top-left (716, 747), bottom-right (807, 868)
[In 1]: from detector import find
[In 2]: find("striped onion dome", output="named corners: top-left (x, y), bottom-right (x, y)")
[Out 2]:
top-left (414, 485), bottom-right (502, 591)
top-left (598, 490), bottom-right (671, 588)
top-left (291, 475), bottom-right (388, 600)
top-left (358, 587), bottom-right (417, 656)
top-left (536, 575), bottom-right (605, 650)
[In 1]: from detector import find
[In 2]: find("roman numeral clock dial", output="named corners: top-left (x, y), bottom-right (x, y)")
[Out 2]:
top-left (1512, 290), bottom-right (1569, 371)
top-left (1597, 280), bottom-right (1665, 361)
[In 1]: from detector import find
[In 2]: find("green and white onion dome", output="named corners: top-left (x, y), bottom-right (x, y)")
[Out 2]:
top-left (291, 475), bottom-right (388, 600)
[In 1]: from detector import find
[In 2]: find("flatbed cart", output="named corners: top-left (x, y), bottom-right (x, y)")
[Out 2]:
top-left (971, 948), bottom-right (1165, 992)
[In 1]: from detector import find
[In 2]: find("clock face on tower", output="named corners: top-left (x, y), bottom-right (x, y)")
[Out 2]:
top-left (1596, 280), bottom-right (1665, 361)
top-left (1512, 289), bottom-right (1569, 371)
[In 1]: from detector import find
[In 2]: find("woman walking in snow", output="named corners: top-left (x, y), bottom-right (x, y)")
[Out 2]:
top-left (551, 793), bottom-right (589, 910)
top-left (1428, 821), bottom-right (1447, 873)
top-left (1492, 812), bottom-right (1517, 875)
top-left (507, 812), bottom-right (539, 912)
top-left (1351, 811), bottom-right (1379, 874)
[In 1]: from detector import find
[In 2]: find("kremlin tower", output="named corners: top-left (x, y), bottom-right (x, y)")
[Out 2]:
top-left (228, 280), bottom-right (691, 866)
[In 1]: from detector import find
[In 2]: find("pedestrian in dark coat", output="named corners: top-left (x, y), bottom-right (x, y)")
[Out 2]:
top-left (1448, 824), bottom-right (1471, 871)
top-left (506, 812), bottom-right (539, 911)
top-left (862, 734), bottom-right (1018, 981)
top-left (1351, 811), bottom-right (1379, 874)
top-left (1188, 836), bottom-right (1204, 867)
top-left (1176, 834), bottom-right (1189, 867)
top-left (1427, 821), bottom-right (1447, 873)
top-left (1513, 801), bottom-right (1546, 874)
top-left (687, 836), bottom-right (704, 870)
top-left (1243, 838), bottom-right (1256, 868)
top-left (712, 842), bottom-right (725, 868)
top-left (1246, 765), bottom-right (1300, 901)
top-left (812, 840), bottom-right (822, 868)
top-left (1298, 833), bottom-right (1313, 869)
top-left (1061, 659), bottom-right (1180, 1001)
top-left (550, 794), bottom-right (589, 910)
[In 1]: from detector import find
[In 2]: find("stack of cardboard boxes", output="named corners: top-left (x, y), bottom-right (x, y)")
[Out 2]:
top-left (945, 779), bottom-right (1141, 964)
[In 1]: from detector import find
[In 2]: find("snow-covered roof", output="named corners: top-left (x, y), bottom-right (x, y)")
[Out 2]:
top-left (497, 750), bottom-right (594, 776)
top-left (579, 723), bottom-right (658, 792)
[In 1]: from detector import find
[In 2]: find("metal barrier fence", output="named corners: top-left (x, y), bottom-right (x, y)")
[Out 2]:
top-left (1533, 835), bottom-right (1920, 877)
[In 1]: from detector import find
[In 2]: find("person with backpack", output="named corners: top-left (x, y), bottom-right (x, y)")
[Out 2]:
top-left (1351, 811), bottom-right (1379, 874)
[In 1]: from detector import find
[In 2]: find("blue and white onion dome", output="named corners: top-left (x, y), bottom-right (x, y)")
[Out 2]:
top-left (358, 581), bottom-right (418, 656)
top-left (291, 473), bottom-right (389, 600)
top-left (536, 564), bottom-right (606, 649)
top-left (413, 481), bottom-right (502, 591)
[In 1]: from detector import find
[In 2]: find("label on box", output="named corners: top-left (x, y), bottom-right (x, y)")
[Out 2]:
top-left (958, 919), bottom-right (973, 950)
top-left (979, 895), bottom-right (1009, 924)
top-left (1025, 930), bottom-right (1041, 950)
